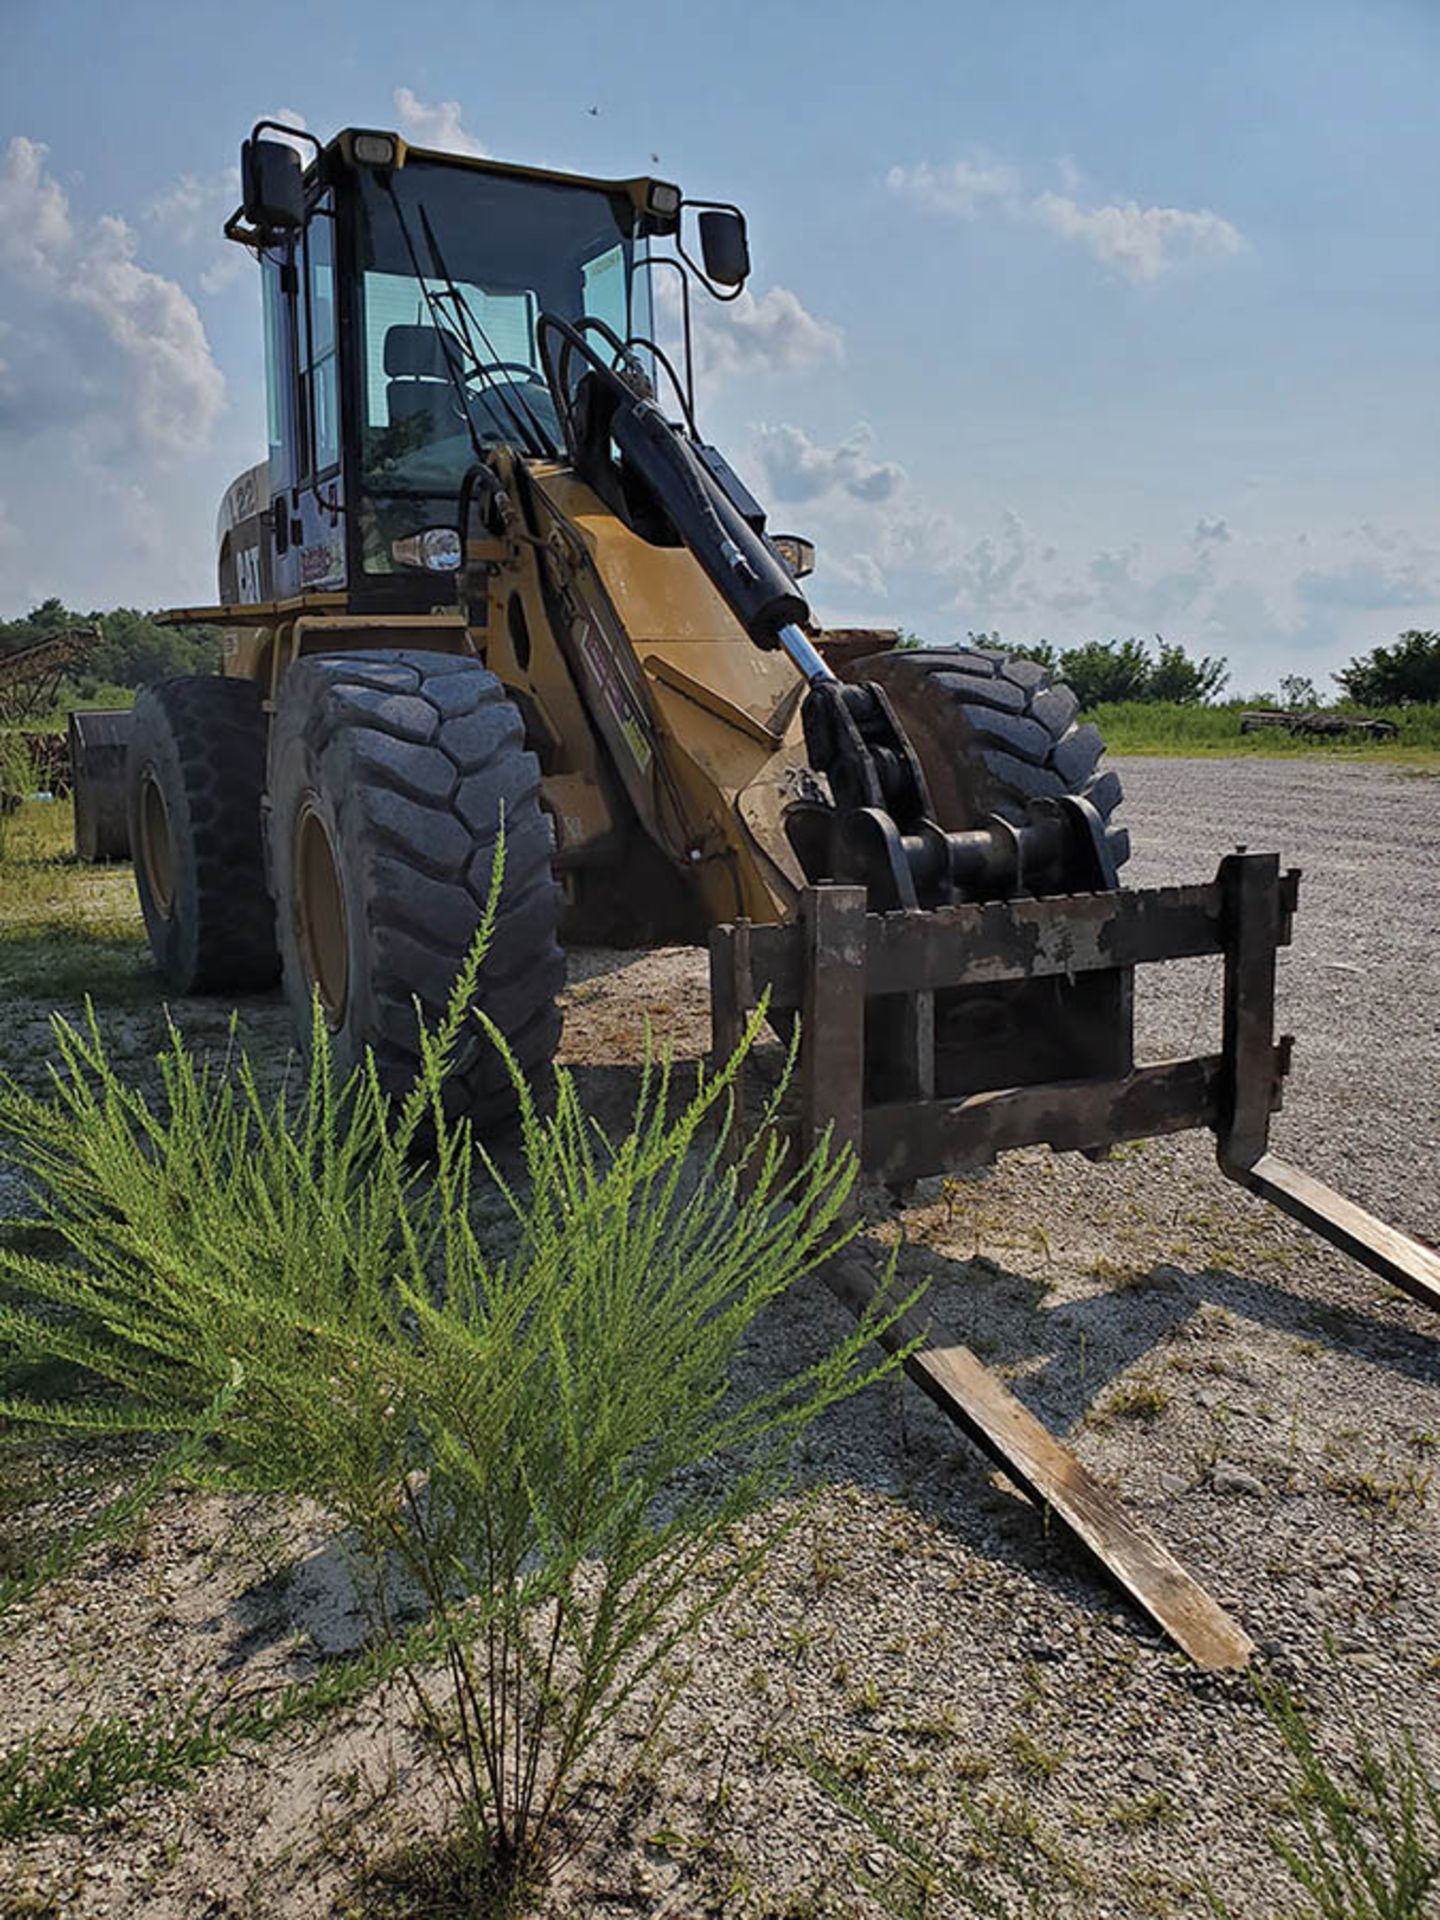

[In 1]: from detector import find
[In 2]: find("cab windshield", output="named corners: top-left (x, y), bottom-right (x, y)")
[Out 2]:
top-left (353, 159), bottom-right (651, 572)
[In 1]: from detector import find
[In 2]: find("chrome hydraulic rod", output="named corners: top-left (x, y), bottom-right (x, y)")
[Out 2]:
top-left (777, 621), bottom-right (837, 686)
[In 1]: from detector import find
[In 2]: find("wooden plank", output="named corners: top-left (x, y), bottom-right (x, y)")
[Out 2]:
top-left (861, 1054), bottom-right (1249, 1181)
top-left (1223, 1152), bottom-right (1440, 1317)
top-left (799, 887), bottom-right (868, 1159)
top-left (824, 1255), bottom-right (1255, 1672)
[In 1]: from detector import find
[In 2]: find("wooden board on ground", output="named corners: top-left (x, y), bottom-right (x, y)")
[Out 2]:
top-left (825, 1253), bottom-right (1256, 1673)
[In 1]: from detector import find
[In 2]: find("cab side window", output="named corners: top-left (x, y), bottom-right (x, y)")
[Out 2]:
top-left (260, 250), bottom-right (296, 495)
top-left (303, 194), bottom-right (340, 479)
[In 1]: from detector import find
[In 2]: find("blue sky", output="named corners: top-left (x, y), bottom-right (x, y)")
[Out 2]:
top-left (1, 0), bottom-right (1437, 691)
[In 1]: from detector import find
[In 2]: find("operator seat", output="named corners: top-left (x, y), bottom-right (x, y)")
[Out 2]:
top-left (384, 323), bottom-right (466, 435)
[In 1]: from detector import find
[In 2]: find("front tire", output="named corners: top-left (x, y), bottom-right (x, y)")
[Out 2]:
top-left (847, 645), bottom-right (1129, 867)
top-left (126, 676), bottom-right (280, 992)
top-left (266, 651), bottom-right (563, 1129)
top-left (847, 645), bottom-right (1130, 1097)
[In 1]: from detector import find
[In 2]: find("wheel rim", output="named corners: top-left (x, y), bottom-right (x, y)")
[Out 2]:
top-left (138, 769), bottom-right (176, 917)
top-left (293, 799), bottom-right (349, 1027)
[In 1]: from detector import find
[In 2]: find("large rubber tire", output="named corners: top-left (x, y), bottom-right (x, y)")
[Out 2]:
top-left (71, 709), bottom-right (133, 863)
top-left (127, 677), bottom-right (280, 993)
top-left (266, 651), bottom-right (563, 1129)
top-left (846, 645), bottom-right (1129, 1099)
top-left (847, 645), bottom-right (1130, 868)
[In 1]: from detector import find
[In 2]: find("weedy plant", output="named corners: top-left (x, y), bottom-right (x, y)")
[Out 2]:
top-left (1204, 1679), bottom-right (1440, 1920)
top-left (0, 848), bottom-right (911, 1904)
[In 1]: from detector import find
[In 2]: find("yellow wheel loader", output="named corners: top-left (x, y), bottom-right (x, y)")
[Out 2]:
top-left (59, 118), bottom-right (1440, 1669)
top-left (71, 120), bottom-right (1436, 1308)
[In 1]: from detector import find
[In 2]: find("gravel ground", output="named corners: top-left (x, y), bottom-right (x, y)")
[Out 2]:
top-left (1, 756), bottom-right (1437, 1919)
top-left (1119, 756), bottom-right (1440, 1244)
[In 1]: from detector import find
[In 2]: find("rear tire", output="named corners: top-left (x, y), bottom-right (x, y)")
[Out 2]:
top-left (72, 709), bottom-right (133, 864)
top-left (127, 677), bottom-right (280, 992)
top-left (266, 651), bottom-right (563, 1130)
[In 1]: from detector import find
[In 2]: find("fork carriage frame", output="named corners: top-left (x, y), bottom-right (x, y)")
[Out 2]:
top-left (711, 850), bottom-right (1440, 1313)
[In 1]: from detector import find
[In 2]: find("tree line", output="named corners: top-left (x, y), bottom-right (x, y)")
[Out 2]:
top-left (3, 596), bottom-right (1438, 710)
top-left (0, 599), bottom-right (220, 696)
top-left (966, 629), bottom-right (1440, 710)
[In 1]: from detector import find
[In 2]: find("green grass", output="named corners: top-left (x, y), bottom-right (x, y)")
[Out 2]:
top-left (0, 795), bottom-right (149, 1004)
top-left (1090, 700), bottom-right (1440, 768)
top-left (1091, 1376), bottom-right (1172, 1425)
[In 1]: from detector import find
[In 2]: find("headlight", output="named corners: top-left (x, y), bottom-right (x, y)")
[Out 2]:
top-left (391, 527), bottom-right (462, 571)
top-left (353, 132), bottom-right (399, 167)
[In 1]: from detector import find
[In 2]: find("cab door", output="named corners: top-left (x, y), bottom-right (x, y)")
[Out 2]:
top-left (261, 191), bottom-right (346, 599)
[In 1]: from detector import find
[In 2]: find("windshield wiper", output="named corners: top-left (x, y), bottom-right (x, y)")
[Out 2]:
top-left (380, 180), bottom-right (556, 462)
top-left (416, 195), bottom-right (555, 459)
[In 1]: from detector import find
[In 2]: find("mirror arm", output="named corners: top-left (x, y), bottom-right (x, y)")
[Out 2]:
top-left (674, 197), bottom-right (750, 304)
top-left (250, 119), bottom-right (323, 161)
top-left (642, 253), bottom-right (697, 424)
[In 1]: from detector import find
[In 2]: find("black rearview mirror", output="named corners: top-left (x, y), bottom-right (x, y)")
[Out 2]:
top-left (698, 209), bottom-right (750, 290)
top-left (241, 138), bottom-right (305, 236)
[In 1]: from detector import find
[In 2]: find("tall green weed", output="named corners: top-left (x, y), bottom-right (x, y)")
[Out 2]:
top-left (0, 888), bottom-right (909, 1894)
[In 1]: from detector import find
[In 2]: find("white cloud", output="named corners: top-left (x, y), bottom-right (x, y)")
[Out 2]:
top-left (887, 153), bottom-right (1246, 284)
top-left (145, 166), bottom-right (247, 298)
top-left (688, 285), bottom-right (843, 382)
top-left (826, 550), bottom-right (889, 598)
top-left (0, 136), bottom-right (224, 456)
top-left (1029, 191), bottom-right (1244, 282)
top-left (199, 253), bottom-right (247, 296)
top-left (393, 88), bottom-right (486, 158)
top-left (1194, 516), bottom-right (1231, 545)
top-left (754, 422), bottom-right (904, 503)
top-left (883, 157), bottom-right (1018, 218)
top-left (1295, 556), bottom-right (1439, 611)
top-left (145, 168), bottom-right (239, 245)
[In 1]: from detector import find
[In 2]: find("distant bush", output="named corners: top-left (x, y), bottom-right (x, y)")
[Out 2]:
top-left (963, 632), bottom-right (1229, 707)
top-left (1334, 630), bottom-right (1440, 708)
top-left (1277, 674), bottom-right (1320, 711)
top-left (1090, 699), bottom-right (1440, 756)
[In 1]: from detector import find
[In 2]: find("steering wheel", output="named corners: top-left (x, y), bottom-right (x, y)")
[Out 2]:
top-left (448, 361), bottom-right (557, 453)
top-left (464, 361), bottom-right (548, 390)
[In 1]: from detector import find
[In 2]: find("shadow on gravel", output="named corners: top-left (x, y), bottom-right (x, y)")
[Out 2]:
top-left (881, 1239), bottom-right (1440, 1433)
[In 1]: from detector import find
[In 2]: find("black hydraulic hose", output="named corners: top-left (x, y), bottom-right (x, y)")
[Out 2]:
top-left (535, 313), bottom-right (811, 651)
top-left (614, 399), bottom-right (809, 646)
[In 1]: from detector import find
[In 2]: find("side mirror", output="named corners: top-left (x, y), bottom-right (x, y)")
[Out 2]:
top-left (241, 138), bottom-right (305, 236)
top-left (770, 534), bottom-right (816, 580)
top-left (698, 209), bottom-right (750, 290)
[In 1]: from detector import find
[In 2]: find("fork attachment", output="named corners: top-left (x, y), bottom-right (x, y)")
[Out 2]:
top-left (710, 850), bottom-right (1440, 1315)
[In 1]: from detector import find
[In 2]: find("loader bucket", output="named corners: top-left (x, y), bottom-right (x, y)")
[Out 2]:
top-left (69, 707), bottom-right (133, 863)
